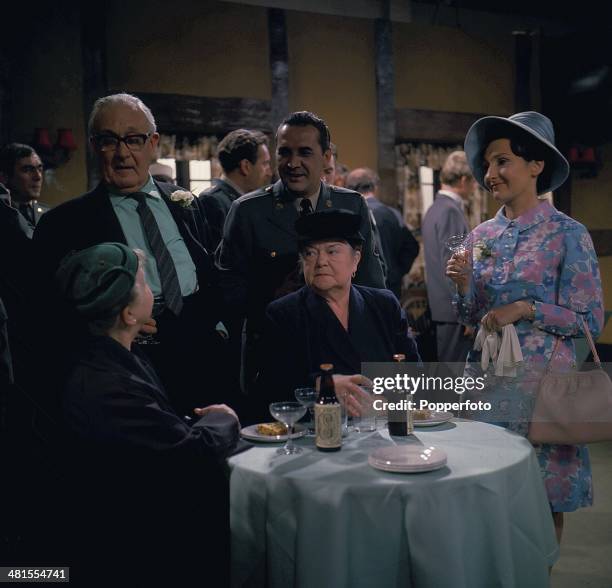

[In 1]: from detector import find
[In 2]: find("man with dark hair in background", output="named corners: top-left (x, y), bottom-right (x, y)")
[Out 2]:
top-left (0, 143), bottom-right (49, 227)
top-left (421, 150), bottom-right (476, 362)
top-left (346, 167), bottom-right (419, 300)
top-left (217, 111), bottom-right (385, 405)
top-left (200, 129), bottom-right (271, 249)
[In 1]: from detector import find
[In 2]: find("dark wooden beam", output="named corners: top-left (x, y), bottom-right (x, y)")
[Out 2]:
top-left (590, 229), bottom-right (612, 258)
top-left (395, 108), bottom-right (490, 145)
top-left (375, 0), bottom-right (397, 203)
top-left (268, 8), bottom-right (289, 135)
top-left (80, 8), bottom-right (108, 190)
top-left (131, 93), bottom-right (272, 135)
top-left (514, 31), bottom-right (532, 112)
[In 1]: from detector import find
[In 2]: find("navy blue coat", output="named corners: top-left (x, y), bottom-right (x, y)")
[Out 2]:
top-left (256, 285), bottom-right (420, 416)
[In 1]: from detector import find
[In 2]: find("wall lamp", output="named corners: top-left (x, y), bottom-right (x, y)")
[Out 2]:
top-left (33, 128), bottom-right (77, 169)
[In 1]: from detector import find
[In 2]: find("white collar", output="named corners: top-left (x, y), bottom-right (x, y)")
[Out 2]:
top-left (438, 189), bottom-right (464, 209)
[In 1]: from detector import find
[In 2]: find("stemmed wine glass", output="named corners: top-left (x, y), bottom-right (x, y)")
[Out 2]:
top-left (294, 387), bottom-right (317, 435)
top-left (269, 402), bottom-right (307, 455)
top-left (445, 234), bottom-right (468, 256)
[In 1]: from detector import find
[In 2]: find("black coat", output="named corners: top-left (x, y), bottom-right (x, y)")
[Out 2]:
top-left (61, 336), bottom-right (242, 586)
top-left (199, 178), bottom-right (242, 250)
top-left (256, 285), bottom-right (420, 419)
top-left (366, 197), bottom-right (419, 299)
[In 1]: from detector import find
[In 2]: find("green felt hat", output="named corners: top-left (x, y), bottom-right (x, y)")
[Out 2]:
top-left (56, 242), bottom-right (139, 318)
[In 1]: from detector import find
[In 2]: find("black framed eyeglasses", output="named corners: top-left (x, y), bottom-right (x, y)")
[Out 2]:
top-left (91, 132), bottom-right (152, 152)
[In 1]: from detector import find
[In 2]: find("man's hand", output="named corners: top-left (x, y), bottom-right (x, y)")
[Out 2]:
top-left (481, 301), bottom-right (531, 331)
top-left (139, 317), bottom-right (158, 336)
top-left (194, 404), bottom-right (240, 423)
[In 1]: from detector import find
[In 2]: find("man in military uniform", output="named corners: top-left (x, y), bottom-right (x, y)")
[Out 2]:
top-left (0, 143), bottom-right (50, 227)
top-left (200, 129), bottom-right (272, 249)
top-left (217, 111), bottom-right (385, 402)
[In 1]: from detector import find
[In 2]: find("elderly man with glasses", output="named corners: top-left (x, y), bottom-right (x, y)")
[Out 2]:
top-left (34, 93), bottom-right (225, 416)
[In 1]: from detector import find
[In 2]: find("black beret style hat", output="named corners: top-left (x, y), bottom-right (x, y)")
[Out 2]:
top-left (295, 209), bottom-right (364, 246)
top-left (56, 242), bottom-right (139, 318)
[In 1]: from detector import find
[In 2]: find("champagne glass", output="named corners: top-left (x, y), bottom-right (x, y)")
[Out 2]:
top-left (445, 234), bottom-right (468, 256)
top-left (445, 234), bottom-right (470, 287)
top-left (269, 402), bottom-right (307, 455)
top-left (294, 387), bottom-right (317, 435)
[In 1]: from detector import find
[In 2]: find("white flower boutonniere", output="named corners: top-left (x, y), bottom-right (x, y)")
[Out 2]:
top-left (473, 239), bottom-right (494, 262)
top-left (170, 189), bottom-right (195, 208)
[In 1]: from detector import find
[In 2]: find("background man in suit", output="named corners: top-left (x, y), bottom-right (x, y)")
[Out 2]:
top-left (34, 93), bottom-right (223, 415)
top-left (346, 167), bottom-right (419, 300)
top-left (0, 143), bottom-right (49, 227)
top-left (421, 150), bottom-right (476, 363)
top-left (200, 129), bottom-right (271, 249)
top-left (217, 111), bottom-right (385, 406)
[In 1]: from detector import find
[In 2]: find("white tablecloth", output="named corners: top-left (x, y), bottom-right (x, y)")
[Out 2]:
top-left (229, 419), bottom-right (558, 588)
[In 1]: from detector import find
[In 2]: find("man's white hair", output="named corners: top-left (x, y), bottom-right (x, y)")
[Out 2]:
top-left (88, 93), bottom-right (157, 136)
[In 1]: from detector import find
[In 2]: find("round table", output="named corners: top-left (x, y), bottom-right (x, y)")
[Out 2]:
top-left (228, 419), bottom-right (558, 588)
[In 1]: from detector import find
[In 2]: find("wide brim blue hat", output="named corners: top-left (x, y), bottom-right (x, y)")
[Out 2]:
top-left (464, 111), bottom-right (570, 195)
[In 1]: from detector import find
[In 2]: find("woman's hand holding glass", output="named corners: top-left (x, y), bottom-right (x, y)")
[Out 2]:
top-left (446, 251), bottom-right (471, 295)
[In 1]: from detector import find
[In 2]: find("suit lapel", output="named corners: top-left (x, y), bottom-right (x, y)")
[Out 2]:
top-left (155, 181), bottom-right (210, 268)
top-left (265, 180), bottom-right (299, 238)
top-left (92, 183), bottom-right (128, 243)
top-left (315, 181), bottom-right (332, 211)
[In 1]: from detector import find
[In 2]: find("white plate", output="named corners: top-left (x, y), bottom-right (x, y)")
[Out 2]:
top-left (413, 411), bottom-right (454, 427)
top-left (368, 445), bottom-right (447, 473)
top-left (241, 423), bottom-right (307, 443)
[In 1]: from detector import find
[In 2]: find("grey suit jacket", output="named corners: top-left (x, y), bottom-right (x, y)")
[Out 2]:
top-left (421, 193), bottom-right (468, 322)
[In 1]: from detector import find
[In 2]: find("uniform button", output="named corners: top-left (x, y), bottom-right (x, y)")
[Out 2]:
top-left (275, 202), bottom-right (283, 209)
top-left (325, 200), bottom-right (332, 208)
top-left (270, 251), bottom-right (277, 258)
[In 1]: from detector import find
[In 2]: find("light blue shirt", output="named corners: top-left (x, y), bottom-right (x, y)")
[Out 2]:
top-left (108, 176), bottom-right (197, 297)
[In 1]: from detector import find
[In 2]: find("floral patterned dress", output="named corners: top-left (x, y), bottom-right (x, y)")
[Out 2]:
top-left (454, 200), bottom-right (604, 511)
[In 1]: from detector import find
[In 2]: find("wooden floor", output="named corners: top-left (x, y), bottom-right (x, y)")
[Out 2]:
top-left (551, 442), bottom-right (612, 588)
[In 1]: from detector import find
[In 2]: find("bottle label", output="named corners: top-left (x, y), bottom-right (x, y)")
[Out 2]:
top-left (315, 403), bottom-right (342, 448)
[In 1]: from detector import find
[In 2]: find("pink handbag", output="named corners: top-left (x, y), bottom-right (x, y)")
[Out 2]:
top-left (528, 317), bottom-right (612, 445)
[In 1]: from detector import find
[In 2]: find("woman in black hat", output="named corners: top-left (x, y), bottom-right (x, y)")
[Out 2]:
top-left (447, 112), bottom-right (604, 544)
top-left (256, 209), bottom-right (420, 418)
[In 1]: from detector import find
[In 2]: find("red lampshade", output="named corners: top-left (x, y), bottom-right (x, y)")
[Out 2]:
top-left (33, 128), bottom-right (53, 152)
top-left (56, 128), bottom-right (77, 151)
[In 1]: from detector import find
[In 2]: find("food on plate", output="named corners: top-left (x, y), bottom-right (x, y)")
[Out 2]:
top-left (256, 422), bottom-right (287, 436)
top-left (413, 409), bottom-right (432, 421)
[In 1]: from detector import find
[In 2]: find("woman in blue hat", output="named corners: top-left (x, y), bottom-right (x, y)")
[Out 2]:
top-left (447, 112), bottom-right (604, 544)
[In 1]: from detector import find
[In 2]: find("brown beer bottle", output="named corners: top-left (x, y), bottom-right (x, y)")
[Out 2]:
top-left (315, 363), bottom-right (342, 452)
top-left (387, 353), bottom-right (413, 436)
